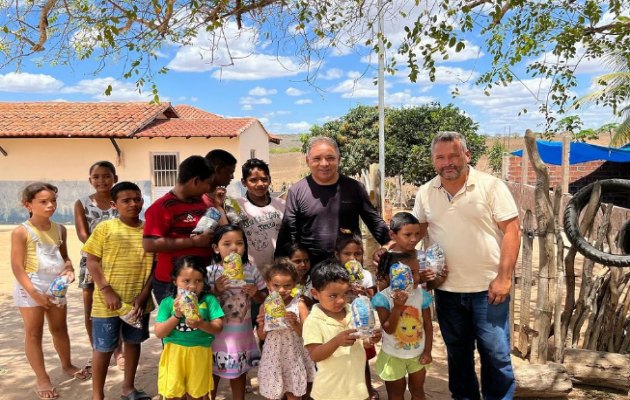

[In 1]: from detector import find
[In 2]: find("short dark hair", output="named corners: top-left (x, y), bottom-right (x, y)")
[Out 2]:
top-left (110, 181), bottom-right (141, 201)
top-left (241, 158), bottom-right (270, 180)
top-left (334, 230), bottom-right (363, 253)
top-left (376, 250), bottom-right (414, 282)
top-left (170, 255), bottom-right (209, 298)
top-left (205, 149), bottom-right (237, 169)
top-left (311, 258), bottom-right (350, 291)
top-left (177, 155), bottom-right (214, 184)
top-left (390, 212), bottom-right (421, 233)
top-left (263, 257), bottom-right (299, 283)
top-left (89, 161), bottom-right (117, 176)
top-left (211, 224), bottom-right (250, 264)
top-left (278, 242), bottom-right (310, 259)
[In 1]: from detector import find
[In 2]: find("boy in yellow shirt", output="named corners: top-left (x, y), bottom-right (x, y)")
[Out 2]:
top-left (303, 259), bottom-right (382, 400)
top-left (83, 182), bottom-right (153, 400)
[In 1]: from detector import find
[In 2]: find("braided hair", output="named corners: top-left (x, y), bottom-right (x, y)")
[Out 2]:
top-left (376, 250), bottom-right (414, 283)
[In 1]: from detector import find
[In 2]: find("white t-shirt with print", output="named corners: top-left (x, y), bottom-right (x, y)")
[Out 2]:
top-left (236, 196), bottom-right (285, 269)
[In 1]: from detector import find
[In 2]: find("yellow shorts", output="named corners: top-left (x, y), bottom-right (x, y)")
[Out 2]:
top-left (158, 343), bottom-right (214, 398)
top-left (375, 351), bottom-right (430, 381)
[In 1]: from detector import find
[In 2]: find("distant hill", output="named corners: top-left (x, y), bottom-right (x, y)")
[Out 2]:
top-left (271, 134), bottom-right (303, 151)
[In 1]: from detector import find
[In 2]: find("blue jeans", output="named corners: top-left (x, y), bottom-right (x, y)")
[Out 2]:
top-left (435, 289), bottom-right (515, 400)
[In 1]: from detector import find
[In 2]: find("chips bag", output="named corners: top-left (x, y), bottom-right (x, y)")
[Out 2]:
top-left (263, 291), bottom-right (288, 332)
top-left (350, 295), bottom-right (376, 338)
top-left (191, 207), bottom-right (222, 235)
top-left (389, 262), bottom-right (413, 294)
top-left (117, 302), bottom-right (142, 329)
top-left (345, 260), bottom-right (365, 282)
top-left (426, 243), bottom-right (445, 276)
top-left (175, 288), bottom-right (201, 322)
top-left (224, 197), bottom-right (247, 224)
top-left (416, 250), bottom-right (427, 270)
top-left (291, 284), bottom-right (306, 298)
top-left (46, 276), bottom-right (69, 306)
top-left (222, 253), bottom-right (246, 287)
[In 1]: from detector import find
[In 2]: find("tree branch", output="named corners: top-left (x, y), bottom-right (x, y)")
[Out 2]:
top-left (32, 0), bottom-right (58, 51)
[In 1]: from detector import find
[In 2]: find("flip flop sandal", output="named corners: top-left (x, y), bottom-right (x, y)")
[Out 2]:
top-left (121, 389), bottom-right (151, 400)
top-left (83, 358), bottom-right (92, 374)
top-left (34, 387), bottom-right (60, 400)
top-left (72, 366), bottom-right (92, 381)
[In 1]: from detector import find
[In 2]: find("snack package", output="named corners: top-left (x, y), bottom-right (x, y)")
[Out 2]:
top-left (426, 243), bottom-right (445, 276)
top-left (291, 284), bottom-right (306, 298)
top-left (191, 207), bottom-right (222, 236)
top-left (176, 288), bottom-right (201, 322)
top-left (263, 291), bottom-right (288, 332)
top-left (416, 250), bottom-right (427, 270)
top-left (224, 197), bottom-right (247, 224)
top-left (345, 260), bottom-right (365, 283)
top-left (350, 295), bottom-right (376, 338)
top-left (222, 252), bottom-right (246, 287)
top-left (389, 262), bottom-right (413, 294)
top-left (46, 276), bottom-right (69, 306)
top-left (117, 302), bottom-right (142, 329)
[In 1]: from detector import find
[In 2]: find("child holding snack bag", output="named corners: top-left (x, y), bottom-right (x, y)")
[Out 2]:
top-left (73, 161), bottom-right (120, 369)
top-left (333, 230), bottom-right (378, 399)
top-left (12, 182), bottom-right (90, 400)
top-left (207, 225), bottom-right (267, 400)
top-left (155, 255), bottom-right (224, 400)
top-left (256, 258), bottom-right (315, 400)
top-left (303, 259), bottom-right (382, 400)
top-left (281, 242), bottom-right (314, 308)
top-left (372, 251), bottom-right (433, 400)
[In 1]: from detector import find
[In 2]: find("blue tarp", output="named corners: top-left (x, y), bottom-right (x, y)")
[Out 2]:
top-left (511, 140), bottom-right (630, 165)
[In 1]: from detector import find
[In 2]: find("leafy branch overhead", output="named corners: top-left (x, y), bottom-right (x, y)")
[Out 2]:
top-left (2, 0), bottom-right (630, 127)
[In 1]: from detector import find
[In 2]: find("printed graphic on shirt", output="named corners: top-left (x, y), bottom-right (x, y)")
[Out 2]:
top-left (394, 306), bottom-right (423, 350)
top-left (242, 211), bottom-right (282, 252)
top-left (218, 291), bottom-right (250, 323)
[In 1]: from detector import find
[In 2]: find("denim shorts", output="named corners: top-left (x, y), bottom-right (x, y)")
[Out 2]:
top-left (92, 313), bottom-right (150, 352)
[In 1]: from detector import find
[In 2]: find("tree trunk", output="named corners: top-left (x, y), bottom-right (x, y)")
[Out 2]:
top-left (513, 362), bottom-right (572, 398)
top-left (525, 129), bottom-right (556, 365)
top-left (553, 186), bottom-right (565, 362)
top-left (564, 349), bottom-right (630, 392)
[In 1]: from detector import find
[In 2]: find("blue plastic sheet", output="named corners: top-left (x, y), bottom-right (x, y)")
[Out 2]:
top-left (511, 140), bottom-right (630, 165)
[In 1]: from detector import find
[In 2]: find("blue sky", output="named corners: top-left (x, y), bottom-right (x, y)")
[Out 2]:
top-left (0, 4), bottom-right (621, 136)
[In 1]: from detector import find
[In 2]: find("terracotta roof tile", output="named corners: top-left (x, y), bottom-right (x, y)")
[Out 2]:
top-left (173, 105), bottom-right (221, 119)
top-left (268, 133), bottom-right (282, 144)
top-left (0, 102), bottom-right (173, 138)
top-left (136, 118), bottom-right (258, 138)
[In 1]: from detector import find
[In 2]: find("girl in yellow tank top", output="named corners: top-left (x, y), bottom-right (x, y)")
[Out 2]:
top-left (11, 182), bottom-right (91, 400)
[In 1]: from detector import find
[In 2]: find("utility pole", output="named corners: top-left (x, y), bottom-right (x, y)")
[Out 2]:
top-left (377, 0), bottom-right (386, 215)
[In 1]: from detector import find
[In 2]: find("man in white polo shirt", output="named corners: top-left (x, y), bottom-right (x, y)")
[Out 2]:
top-left (413, 131), bottom-right (520, 400)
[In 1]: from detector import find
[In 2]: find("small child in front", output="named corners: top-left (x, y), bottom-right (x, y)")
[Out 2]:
top-left (155, 255), bottom-right (224, 400)
top-left (82, 182), bottom-right (154, 400)
top-left (303, 259), bottom-right (382, 400)
top-left (372, 251), bottom-right (434, 400)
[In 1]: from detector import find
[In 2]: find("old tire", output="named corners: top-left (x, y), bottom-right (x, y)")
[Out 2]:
top-left (619, 218), bottom-right (630, 255)
top-left (563, 179), bottom-right (630, 267)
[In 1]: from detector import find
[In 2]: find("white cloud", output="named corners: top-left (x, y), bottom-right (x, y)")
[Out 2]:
top-left (264, 111), bottom-right (291, 118)
top-left (347, 71), bottom-right (362, 79)
top-left (177, 96), bottom-right (187, 101)
top-left (61, 77), bottom-right (156, 101)
top-left (191, 97), bottom-right (199, 102)
top-left (319, 68), bottom-right (344, 80)
top-left (531, 43), bottom-right (610, 76)
top-left (317, 115), bottom-right (337, 123)
top-left (385, 90), bottom-right (435, 106)
top-left (241, 104), bottom-right (253, 110)
top-left (0, 72), bottom-right (64, 93)
top-left (167, 23), bottom-right (305, 80)
top-left (295, 99), bottom-right (313, 105)
top-left (329, 77), bottom-right (391, 98)
top-left (286, 121), bottom-right (311, 131)
top-left (259, 117), bottom-right (270, 125)
top-left (397, 66), bottom-right (479, 85)
top-left (286, 87), bottom-right (309, 96)
top-left (249, 86), bottom-right (277, 96)
top-left (239, 96), bottom-right (272, 105)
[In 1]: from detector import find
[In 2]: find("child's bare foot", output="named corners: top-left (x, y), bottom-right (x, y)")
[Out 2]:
top-left (62, 365), bottom-right (92, 380)
top-left (115, 353), bottom-right (125, 371)
top-left (35, 378), bottom-right (59, 400)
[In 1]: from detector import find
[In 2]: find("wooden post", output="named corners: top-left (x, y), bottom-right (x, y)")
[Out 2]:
top-left (520, 144), bottom-right (529, 193)
top-left (561, 134), bottom-right (571, 195)
top-left (518, 210), bottom-right (534, 357)
top-left (502, 152), bottom-right (510, 181)
top-left (525, 129), bottom-right (556, 365)
top-left (564, 349), bottom-right (630, 391)
top-left (513, 363), bottom-right (573, 398)
top-left (553, 185), bottom-right (565, 362)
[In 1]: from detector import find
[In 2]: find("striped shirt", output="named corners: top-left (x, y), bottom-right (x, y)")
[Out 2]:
top-left (82, 218), bottom-right (155, 318)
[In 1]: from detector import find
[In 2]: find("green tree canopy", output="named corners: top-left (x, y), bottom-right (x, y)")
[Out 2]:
top-left (301, 103), bottom-right (485, 186)
top-left (2, 0), bottom-right (630, 127)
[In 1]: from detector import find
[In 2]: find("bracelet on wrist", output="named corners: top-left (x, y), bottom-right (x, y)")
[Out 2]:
top-left (99, 284), bottom-right (111, 291)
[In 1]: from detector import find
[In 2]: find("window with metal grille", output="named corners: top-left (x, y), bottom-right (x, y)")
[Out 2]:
top-left (152, 153), bottom-right (178, 187)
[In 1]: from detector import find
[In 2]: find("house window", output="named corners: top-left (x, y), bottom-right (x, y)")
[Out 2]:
top-left (250, 149), bottom-right (256, 159)
top-left (152, 153), bottom-right (178, 187)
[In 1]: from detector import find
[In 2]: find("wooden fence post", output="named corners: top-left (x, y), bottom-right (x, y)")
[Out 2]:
top-left (518, 210), bottom-right (534, 357)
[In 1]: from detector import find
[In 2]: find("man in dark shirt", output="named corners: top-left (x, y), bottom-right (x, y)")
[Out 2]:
top-left (276, 136), bottom-right (391, 268)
